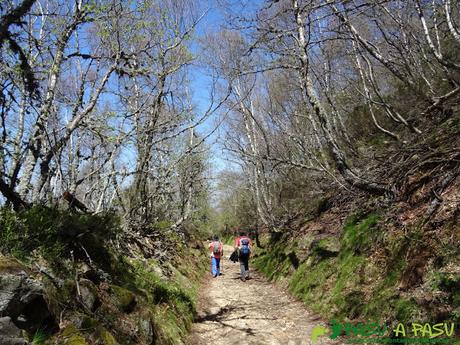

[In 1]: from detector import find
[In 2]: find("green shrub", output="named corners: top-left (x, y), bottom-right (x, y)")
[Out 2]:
top-left (0, 206), bottom-right (120, 272)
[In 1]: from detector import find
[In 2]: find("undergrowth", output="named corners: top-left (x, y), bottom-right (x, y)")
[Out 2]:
top-left (254, 211), bottom-right (459, 335)
top-left (0, 206), bottom-right (208, 345)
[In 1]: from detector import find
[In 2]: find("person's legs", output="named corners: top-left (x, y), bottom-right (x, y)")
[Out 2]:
top-left (239, 254), bottom-right (249, 280)
top-left (244, 258), bottom-right (249, 279)
top-left (211, 257), bottom-right (218, 277)
top-left (215, 258), bottom-right (220, 276)
top-left (239, 259), bottom-right (246, 280)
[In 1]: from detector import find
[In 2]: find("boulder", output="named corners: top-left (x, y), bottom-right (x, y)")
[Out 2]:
top-left (138, 317), bottom-right (153, 343)
top-left (78, 279), bottom-right (98, 311)
top-left (0, 257), bottom-right (57, 333)
top-left (0, 317), bottom-right (28, 345)
top-left (0, 258), bottom-right (42, 318)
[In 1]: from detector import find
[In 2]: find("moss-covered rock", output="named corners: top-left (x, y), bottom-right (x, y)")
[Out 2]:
top-left (80, 316), bottom-right (98, 330)
top-left (0, 257), bottom-right (56, 336)
top-left (95, 326), bottom-right (118, 345)
top-left (109, 285), bottom-right (136, 313)
top-left (311, 237), bottom-right (340, 258)
top-left (58, 325), bottom-right (88, 345)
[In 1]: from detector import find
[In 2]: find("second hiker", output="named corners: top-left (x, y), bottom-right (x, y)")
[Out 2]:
top-left (209, 235), bottom-right (223, 278)
top-left (234, 231), bottom-right (252, 281)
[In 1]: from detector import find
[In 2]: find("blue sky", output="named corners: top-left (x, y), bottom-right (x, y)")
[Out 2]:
top-left (189, 0), bottom-right (264, 178)
top-left (189, 2), bottom-right (228, 176)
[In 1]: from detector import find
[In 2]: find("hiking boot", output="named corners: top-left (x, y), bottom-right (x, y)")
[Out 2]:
top-left (240, 276), bottom-right (246, 282)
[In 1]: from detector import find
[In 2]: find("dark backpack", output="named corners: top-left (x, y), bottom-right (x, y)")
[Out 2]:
top-left (212, 241), bottom-right (221, 255)
top-left (229, 250), bottom-right (239, 262)
top-left (239, 238), bottom-right (250, 255)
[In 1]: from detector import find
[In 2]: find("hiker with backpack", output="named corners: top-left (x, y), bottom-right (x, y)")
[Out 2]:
top-left (209, 235), bottom-right (224, 278)
top-left (234, 231), bottom-right (252, 281)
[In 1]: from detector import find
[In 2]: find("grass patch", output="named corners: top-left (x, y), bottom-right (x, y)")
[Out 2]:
top-left (253, 241), bottom-right (296, 281)
top-left (289, 258), bottom-right (336, 306)
top-left (342, 213), bottom-right (380, 254)
top-left (30, 329), bottom-right (51, 345)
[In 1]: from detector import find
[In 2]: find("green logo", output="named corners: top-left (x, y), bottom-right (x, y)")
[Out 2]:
top-left (309, 321), bottom-right (456, 343)
top-left (311, 325), bottom-right (329, 342)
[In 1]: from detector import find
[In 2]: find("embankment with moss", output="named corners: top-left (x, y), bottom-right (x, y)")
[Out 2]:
top-left (250, 107), bottom-right (460, 342)
top-left (253, 195), bottom-right (459, 341)
top-left (0, 207), bottom-right (208, 345)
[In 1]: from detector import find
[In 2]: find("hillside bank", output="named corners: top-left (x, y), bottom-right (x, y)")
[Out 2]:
top-left (0, 207), bottom-right (208, 345)
top-left (252, 178), bottom-right (459, 343)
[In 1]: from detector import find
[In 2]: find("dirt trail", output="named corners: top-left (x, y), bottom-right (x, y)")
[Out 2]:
top-left (187, 245), bottom-right (342, 345)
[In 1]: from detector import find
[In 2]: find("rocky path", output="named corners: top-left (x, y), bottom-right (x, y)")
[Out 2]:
top-left (187, 245), bottom-right (342, 345)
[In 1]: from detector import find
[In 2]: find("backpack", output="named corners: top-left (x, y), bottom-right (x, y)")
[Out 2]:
top-left (239, 237), bottom-right (250, 255)
top-left (229, 249), bottom-right (239, 262)
top-left (212, 241), bottom-right (221, 255)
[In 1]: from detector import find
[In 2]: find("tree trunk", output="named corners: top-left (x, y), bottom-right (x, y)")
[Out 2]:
top-left (293, 0), bottom-right (389, 196)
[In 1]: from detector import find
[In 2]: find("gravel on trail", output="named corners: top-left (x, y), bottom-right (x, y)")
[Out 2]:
top-left (187, 245), bottom-right (342, 345)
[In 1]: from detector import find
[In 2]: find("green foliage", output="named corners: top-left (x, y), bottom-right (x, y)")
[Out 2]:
top-left (342, 213), bottom-right (380, 254)
top-left (131, 260), bottom-right (194, 310)
top-left (128, 231), bottom-right (208, 344)
top-left (0, 206), bottom-right (120, 272)
top-left (289, 258), bottom-right (336, 311)
top-left (31, 233), bottom-right (205, 345)
top-left (394, 298), bottom-right (422, 321)
top-left (81, 1), bottom-right (110, 15)
top-left (31, 329), bottom-right (50, 345)
top-left (283, 243), bottom-right (367, 319)
top-left (218, 233), bottom-right (233, 245)
top-left (0, 204), bottom-right (209, 345)
top-left (361, 257), bottom-right (406, 321)
top-left (330, 253), bottom-right (365, 315)
top-left (214, 170), bottom-right (258, 231)
top-left (429, 271), bottom-right (460, 293)
top-left (425, 269), bottom-right (460, 322)
top-left (0, 208), bottom-right (26, 257)
top-left (151, 220), bottom-right (172, 231)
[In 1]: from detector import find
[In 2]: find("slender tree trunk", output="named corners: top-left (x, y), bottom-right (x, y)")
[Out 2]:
top-left (19, 18), bottom-right (80, 198)
top-left (293, 0), bottom-right (389, 196)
